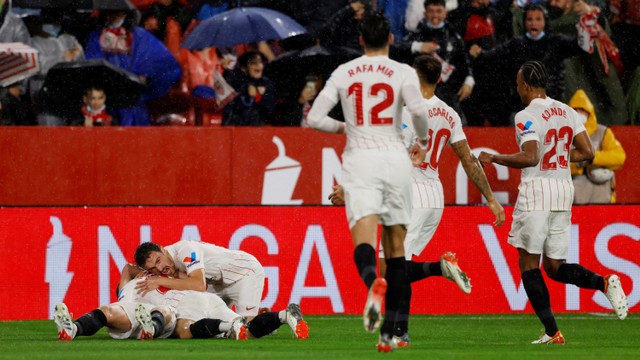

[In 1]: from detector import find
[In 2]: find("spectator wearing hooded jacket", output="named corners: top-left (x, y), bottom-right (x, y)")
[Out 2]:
top-left (85, 8), bottom-right (181, 126)
top-left (569, 89), bottom-right (626, 204)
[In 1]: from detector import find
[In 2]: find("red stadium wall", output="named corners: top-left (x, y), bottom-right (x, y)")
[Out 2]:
top-left (1, 205), bottom-right (638, 320)
top-left (1, 126), bottom-right (639, 206)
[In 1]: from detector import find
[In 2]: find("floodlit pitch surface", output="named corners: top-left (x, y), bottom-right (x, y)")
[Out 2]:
top-left (0, 314), bottom-right (637, 359)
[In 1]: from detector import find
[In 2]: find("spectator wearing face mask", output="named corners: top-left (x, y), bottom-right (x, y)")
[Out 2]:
top-left (512, 0), bottom-right (627, 126)
top-left (85, 8), bottom-right (181, 126)
top-left (569, 89), bottom-right (626, 204)
top-left (23, 14), bottom-right (84, 126)
top-left (468, 3), bottom-right (586, 123)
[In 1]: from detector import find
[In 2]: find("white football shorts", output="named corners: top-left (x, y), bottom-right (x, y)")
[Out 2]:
top-left (207, 265), bottom-right (265, 317)
top-left (507, 210), bottom-right (571, 260)
top-left (379, 207), bottom-right (443, 259)
top-left (342, 149), bottom-right (413, 229)
top-left (176, 291), bottom-right (242, 323)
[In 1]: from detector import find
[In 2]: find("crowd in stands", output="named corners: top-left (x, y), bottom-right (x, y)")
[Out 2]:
top-left (1, 0), bottom-right (639, 127)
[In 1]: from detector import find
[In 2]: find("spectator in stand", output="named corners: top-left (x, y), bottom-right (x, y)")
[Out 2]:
top-left (1, 82), bottom-right (34, 126)
top-left (469, 3), bottom-right (586, 122)
top-left (448, 0), bottom-right (512, 125)
top-left (377, 0), bottom-right (409, 43)
top-left (610, 0), bottom-right (640, 84)
top-left (140, 0), bottom-right (193, 61)
top-left (271, 74), bottom-right (321, 127)
top-left (400, 0), bottom-right (474, 123)
top-left (23, 14), bottom-right (85, 126)
top-left (512, 0), bottom-right (627, 126)
top-left (569, 89), bottom-right (626, 204)
top-left (0, 0), bottom-right (30, 44)
top-left (286, 0), bottom-right (353, 44)
top-left (405, 0), bottom-right (458, 33)
top-left (85, 8), bottom-right (181, 126)
top-left (222, 51), bottom-right (276, 126)
top-left (319, 0), bottom-right (370, 52)
top-left (81, 85), bottom-right (116, 127)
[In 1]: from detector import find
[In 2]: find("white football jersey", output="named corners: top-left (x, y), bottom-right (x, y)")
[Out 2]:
top-left (317, 55), bottom-right (427, 151)
top-left (118, 277), bottom-right (187, 309)
top-left (165, 240), bottom-right (262, 286)
top-left (514, 97), bottom-right (587, 211)
top-left (402, 96), bottom-right (466, 208)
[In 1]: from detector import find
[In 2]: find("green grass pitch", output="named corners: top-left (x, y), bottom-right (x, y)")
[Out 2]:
top-left (1, 314), bottom-right (638, 359)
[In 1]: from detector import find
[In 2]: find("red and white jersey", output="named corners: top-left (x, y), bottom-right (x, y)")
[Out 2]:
top-left (312, 55), bottom-right (428, 152)
top-left (514, 97), bottom-right (587, 211)
top-left (402, 96), bottom-right (466, 209)
top-left (165, 240), bottom-right (262, 286)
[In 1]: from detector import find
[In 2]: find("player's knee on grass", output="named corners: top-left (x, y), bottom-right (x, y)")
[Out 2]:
top-left (175, 319), bottom-right (194, 339)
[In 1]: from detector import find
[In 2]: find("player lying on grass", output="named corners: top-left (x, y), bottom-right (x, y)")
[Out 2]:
top-left (55, 265), bottom-right (308, 341)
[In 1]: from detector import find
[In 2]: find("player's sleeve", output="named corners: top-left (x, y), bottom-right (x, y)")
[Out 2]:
top-left (568, 107), bottom-right (587, 137)
top-left (307, 76), bottom-right (342, 133)
top-left (400, 69), bottom-right (429, 141)
top-left (514, 111), bottom-right (539, 148)
top-left (176, 246), bottom-right (205, 275)
top-left (448, 109), bottom-right (467, 145)
top-left (401, 107), bottom-right (417, 149)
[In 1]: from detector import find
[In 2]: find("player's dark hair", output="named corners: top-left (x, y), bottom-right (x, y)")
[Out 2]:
top-left (413, 55), bottom-right (442, 85)
top-left (361, 11), bottom-right (390, 49)
top-left (520, 60), bottom-right (548, 89)
top-left (134, 242), bottom-right (162, 267)
top-left (424, 0), bottom-right (446, 8)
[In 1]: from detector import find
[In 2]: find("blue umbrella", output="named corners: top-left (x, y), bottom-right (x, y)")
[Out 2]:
top-left (182, 7), bottom-right (307, 49)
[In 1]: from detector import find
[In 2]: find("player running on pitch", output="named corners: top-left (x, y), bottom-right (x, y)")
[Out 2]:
top-left (479, 60), bottom-right (628, 345)
top-left (330, 54), bottom-right (505, 346)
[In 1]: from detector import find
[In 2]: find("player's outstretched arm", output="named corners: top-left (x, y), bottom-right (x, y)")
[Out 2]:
top-left (479, 140), bottom-right (539, 169)
top-left (452, 140), bottom-right (505, 226)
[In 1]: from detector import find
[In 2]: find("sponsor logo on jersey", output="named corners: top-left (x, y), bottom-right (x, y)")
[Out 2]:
top-left (183, 252), bottom-right (197, 263)
top-left (183, 252), bottom-right (201, 268)
top-left (517, 120), bottom-right (533, 131)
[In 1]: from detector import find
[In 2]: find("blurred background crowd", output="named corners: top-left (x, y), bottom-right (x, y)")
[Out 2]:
top-left (0, 0), bottom-right (639, 128)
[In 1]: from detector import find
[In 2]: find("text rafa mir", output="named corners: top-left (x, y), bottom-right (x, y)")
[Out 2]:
top-left (348, 64), bottom-right (394, 78)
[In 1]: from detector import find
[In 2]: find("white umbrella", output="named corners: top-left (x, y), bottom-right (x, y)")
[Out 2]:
top-left (0, 42), bottom-right (39, 86)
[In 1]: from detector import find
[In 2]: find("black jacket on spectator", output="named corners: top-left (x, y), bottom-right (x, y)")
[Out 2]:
top-left (1, 91), bottom-right (34, 126)
top-left (401, 21), bottom-right (473, 115)
top-left (476, 33), bottom-right (584, 113)
top-left (318, 4), bottom-right (364, 52)
top-left (222, 69), bottom-right (276, 126)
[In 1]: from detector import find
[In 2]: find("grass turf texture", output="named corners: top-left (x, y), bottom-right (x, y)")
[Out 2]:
top-left (1, 314), bottom-right (638, 359)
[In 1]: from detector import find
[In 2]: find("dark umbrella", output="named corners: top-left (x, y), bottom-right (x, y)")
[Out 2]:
top-left (265, 45), bottom-right (361, 88)
top-left (182, 7), bottom-right (307, 49)
top-left (42, 59), bottom-right (146, 108)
